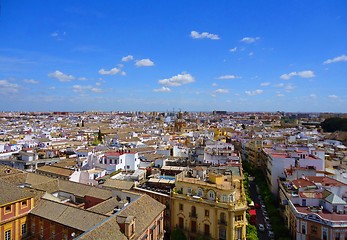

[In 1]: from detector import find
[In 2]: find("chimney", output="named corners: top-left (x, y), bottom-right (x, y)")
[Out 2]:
top-left (117, 215), bottom-right (135, 239)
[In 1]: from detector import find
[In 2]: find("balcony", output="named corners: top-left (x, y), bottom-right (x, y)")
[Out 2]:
top-left (218, 219), bottom-right (227, 226)
top-left (189, 212), bottom-right (198, 218)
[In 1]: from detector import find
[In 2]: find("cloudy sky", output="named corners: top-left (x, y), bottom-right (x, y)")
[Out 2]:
top-left (0, 1), bottom-right (346, 112)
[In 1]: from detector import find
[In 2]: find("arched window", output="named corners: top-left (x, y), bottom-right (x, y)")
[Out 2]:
top-left (208, 190), bottom-right (215, 200)
top-left (197, 188), bottom-right (203, 197)
top-left (220, 212), bottom-right (226, 221)
top-left (191, 206), bottom-right (196, 214)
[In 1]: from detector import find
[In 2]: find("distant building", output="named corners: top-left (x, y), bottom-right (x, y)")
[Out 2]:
top-left (171, 165), bottom-right (248, 240)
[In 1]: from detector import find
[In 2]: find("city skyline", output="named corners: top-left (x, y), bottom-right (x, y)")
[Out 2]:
top-left (0, 1), bottom-right (346, 112)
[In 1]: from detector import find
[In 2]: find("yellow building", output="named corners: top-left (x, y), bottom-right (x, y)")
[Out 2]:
top-left (0, 180), bottom-right (34, 240)
top-left (171, 166), bottom-right (248, 240)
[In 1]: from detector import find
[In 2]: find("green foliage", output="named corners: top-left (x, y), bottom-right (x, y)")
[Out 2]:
top-left (171, 228), bottom-right (187, 240)
top-left (98, 129), bottom-right (103, 142)
top-left (321, 117), bottom-right (347, 132)
top-left (246, 224), bottom-right (258, 240)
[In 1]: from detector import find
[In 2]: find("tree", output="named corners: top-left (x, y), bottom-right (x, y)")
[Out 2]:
top-left (98, 129), bottom-right (103, 142)
top-left (171, 228), bottom-right (187, 240)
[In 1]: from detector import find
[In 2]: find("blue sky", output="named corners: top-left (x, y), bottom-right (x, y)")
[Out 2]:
top-left (0, 1), bottom-right (346, 112)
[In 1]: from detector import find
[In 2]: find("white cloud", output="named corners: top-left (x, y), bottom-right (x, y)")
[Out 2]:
top-left (153, 87), bottom-right (171, 92)
top-left (260, 82), bottom-right (271, 86)
top-left (50, 32), bottom-right (58, 37)
top-left (90, 87), bottom-right (103, 93)
top-left (23, 79), bottom-right (39, 84)
top-left (50, 31), bottom-right (66, 40)
top-left (158, 73), bottom-right (195, 87)
top-left (0, 80), bottom-right (20, 94)
top-left (48, 70), bottom-right (75, 82)
top-left (285, 84), bottom-right (296, 92)
top-left (240, 37), bottom-right (260, 43)
top-left (323, 54), bottom-right (347, 64)
top-left (215, 88), bottom-right (229, 94)
top-left (309, 94), bottom-right (316, 98)
top-left (95, 82), bottom-right (101, 86)
top-left (212, 83), bottom-right (217, 87)
top-left (328, 94), bottom-right (338, 99)
top-left (122, 55), bottom-right (134, 62)
top-left (190, 31), bottom-right (220, 40)
top-left (72, 85), bottom-right (103, 93)
top-left (78, 77), bottom-right (87, 81)
top-left (277, 93), bottom-right (285, 97)
top-left (280, 70), bottom-right (315, 80)
top-left (98, 67), bottom-right (121, 75)
top-left (245, 89), bottom-right (263, 96)
top-left (230, 47), bottom-right (237, 52)
top-left (135, 59), bottom-right (155, 67)
top-left (276, 83), bottom-right (285, 87)
top-left (249, 52), bottom-right (254, 56)
top-left (217, 75), bottom-right (240, 80)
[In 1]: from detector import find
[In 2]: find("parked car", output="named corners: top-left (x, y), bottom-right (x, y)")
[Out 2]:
top-left (264, 217), bottom-right (270, 223)
top-left (255, 203), bottom-right (260, 209)
top-left (266, 223), bottom-right (272, 230)
top-left (258, 224), bottom-right (265, 231)
top-left (268, 231), bottom-right (275, 239)
top-left (263, 209), bottom-right (268, 215)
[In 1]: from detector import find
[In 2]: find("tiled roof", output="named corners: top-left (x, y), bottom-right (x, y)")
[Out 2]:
top-left (0, 180), bottom-right (34, 206)
top-left (76, 216), bottom-right (127, 240)
top-left (58, 180), bottom-right (112, 199)
top-left (306, 176), bottom-right (347, 187)
top-left (87, 197), bottom-right (121, 215)
top-left (29, 199), bottom-right (107, 231)
top-left (117, 194), bottom-right (165, 239)
top-left (36, 165), bottom-right (75, 177)
top-left (102, 179), bottom-right (134, 190)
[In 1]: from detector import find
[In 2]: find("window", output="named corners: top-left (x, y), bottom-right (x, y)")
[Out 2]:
top-left (219, 227), bottom-right (226, 240)
top-left (205, 209), bottom-right (209, 217)
top-left (204, 224), bottom-right (210, 235)
top-left (323, 228), bottom-right (328, 240)
top-left (302, 199), bottom-right (306, 207)
top-left (311, 225), bottom-right (317, 234)
top-left (131, 224), bottom-right (134, 234)
top-left (5, 205), bottom-right (11, 213)
top-left (222, 194), bottom-right (228, 202)
top-left (197, 188), bottom-right (203, 197)
top-left (179, 203), bottom-right (183, 211)
top-left (236, 227), bottom-right (242, 239)
top-left (302, 224), bottom-right (306, 234)
top-left (178, 217), bottom-right (184, 229)
top-left (220, 212), bottom-right (226, 221)
top-left (208, 190), bottom-right (215, 200)
top-left (187, 187), bottom-right (192, 194)
top-left (150, 230), bottom-right (154, 240)
top-left (191, 220), bottom-right (197, 233)
top-left (126, 196), bottom-right (131, 203)
top-left (335, 232), bottom-right (340, 240)
top-left (31, 222), bottom-right (35, 234)
top-left (21, 200), bottom-right (28, 207)
top-left (157, 220), bottom-right (161, 235)
top-left (40, 225), bottom-right (43, 238)
top-left (235, 215), bottom-right (243, 221)
top-left (22, 223), bottom-right (27, 236)
top-left (5, 230), bottom-right (11, 240)
top-left (191, 206), bottom-right (196, 214)
top-left (51, 230), bottom-right (55, 240)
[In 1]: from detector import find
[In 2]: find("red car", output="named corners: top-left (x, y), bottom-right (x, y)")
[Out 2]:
top-left (255, 203), bottom-right (260, 209)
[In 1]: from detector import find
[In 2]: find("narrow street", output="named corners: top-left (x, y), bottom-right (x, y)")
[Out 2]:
top-left (249, 177), bottom-right (272, 240)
